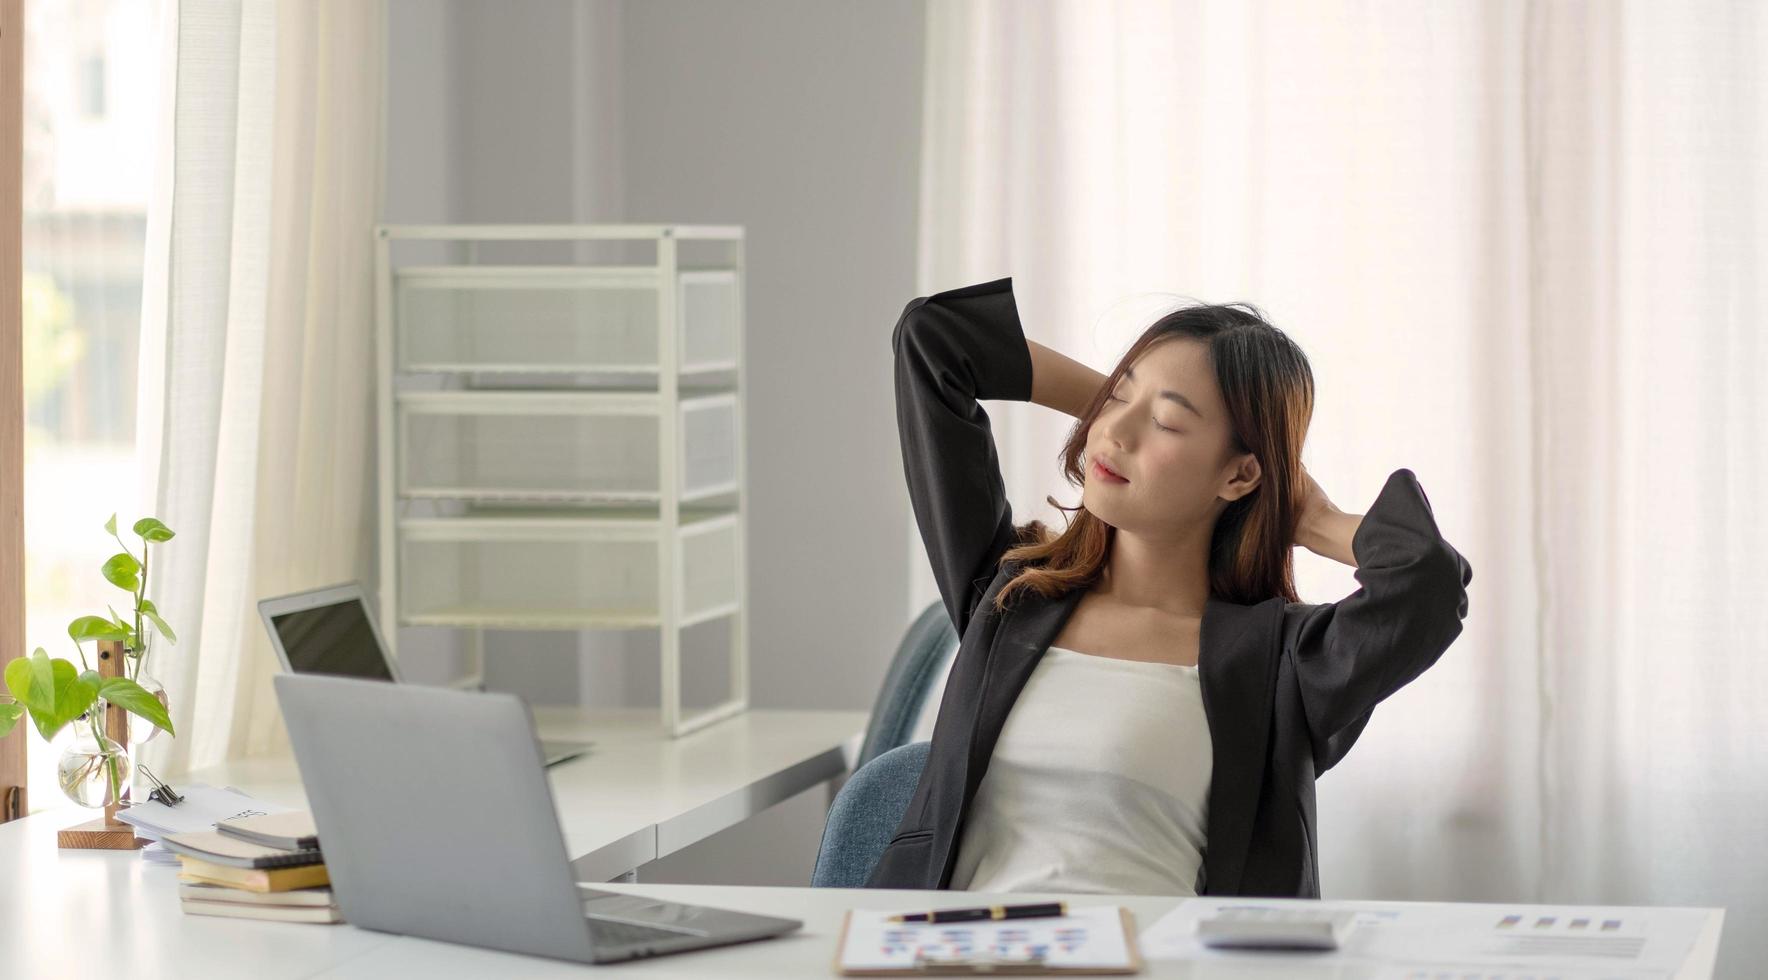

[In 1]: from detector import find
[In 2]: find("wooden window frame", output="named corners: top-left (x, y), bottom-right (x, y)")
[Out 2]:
top-left (1, 0), bottom-right (25, 823)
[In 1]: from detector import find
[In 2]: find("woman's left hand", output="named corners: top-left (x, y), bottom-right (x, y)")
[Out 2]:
top-left (1294, 463), bottom-right (1334, 543)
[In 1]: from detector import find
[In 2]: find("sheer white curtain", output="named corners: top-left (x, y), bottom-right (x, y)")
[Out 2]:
top-left (135, 0), bottom-right (385, 773)
top-left (917, 1), bottom-right (1764, 974)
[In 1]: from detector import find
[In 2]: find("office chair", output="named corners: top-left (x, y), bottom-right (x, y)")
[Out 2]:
top-left (811, 599), bottom-right (955, 887)
top-left (855, 599), bottom-right (957, 769)
top-left (810, 740), bottom-right (930, 888)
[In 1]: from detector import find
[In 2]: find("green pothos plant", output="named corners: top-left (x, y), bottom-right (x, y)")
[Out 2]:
top-left (0, 515), bottom-right (178, 805)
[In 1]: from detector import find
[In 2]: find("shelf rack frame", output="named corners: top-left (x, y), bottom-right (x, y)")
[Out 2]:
top-left (374, 223), bottom-right (748, 736)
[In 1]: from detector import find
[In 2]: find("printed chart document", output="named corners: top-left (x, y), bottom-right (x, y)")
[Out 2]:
top-left (837, 904), bottom-right (1141, 975)
top-left (1140, 897), bottom-right (1716, 978)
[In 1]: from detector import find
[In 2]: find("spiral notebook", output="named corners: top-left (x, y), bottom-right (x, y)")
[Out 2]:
top-left (835, 905), bottom-right (1142, 975)
top-left (159, 829), bottom-right (323, 869)
top-left (216, 810), bottom-right (320, 851)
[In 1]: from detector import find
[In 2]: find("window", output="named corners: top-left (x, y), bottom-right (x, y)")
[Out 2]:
top-left (20, 0), bottom-right (161, 811)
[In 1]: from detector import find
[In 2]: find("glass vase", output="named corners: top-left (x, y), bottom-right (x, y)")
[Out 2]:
top-left (127, 636), bottom-right (170, 746)
top-left (58, 714), bottom-right (133, 809)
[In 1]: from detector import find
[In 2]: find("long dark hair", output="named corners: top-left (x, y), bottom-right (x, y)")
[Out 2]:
top-left (994, 302), bottom-right (1315, 610)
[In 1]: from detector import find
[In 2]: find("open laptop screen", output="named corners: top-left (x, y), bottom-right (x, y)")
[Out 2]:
top-left (270, 598), bottom-right (395, 681)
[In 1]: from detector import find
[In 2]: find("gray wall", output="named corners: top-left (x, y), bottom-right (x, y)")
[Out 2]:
top-left (384, 0), bottom-right (926, 884)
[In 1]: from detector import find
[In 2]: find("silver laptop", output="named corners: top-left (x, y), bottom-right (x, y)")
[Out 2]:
top-left (273, 673), bottom-right (802, 964)
top-left (257, 582), bottom-right (591, 767)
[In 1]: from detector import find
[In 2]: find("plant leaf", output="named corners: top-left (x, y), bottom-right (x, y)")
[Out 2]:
top-left (30, 649), bottom-right (53, 709)
top-left (141, 605), bottom-right (177, 644)
top-left (102, 552), bottom-right (142, 592)
top-left (104, 605), bottom-right (139, 647)
top-left (16, 657), bottom-right (96, 742)
top-left (46, 662), bottom-right (99, 740)
top-left (68, 615), bottom-right (129, 643)
top-left (98, 678), bottom-right (174, 736)
top-left (4, 649), bottom-right (55, 718)
top-left (78, 669), bottom-right (102, 689)
top-left (105, 513), bottom-right (117, 536)
top-left (3, 652), bottom-right (100, 741)
top-left (0, 702), bottom-right (22, 739)
top-left (132, 517), bottom-right (175, 542)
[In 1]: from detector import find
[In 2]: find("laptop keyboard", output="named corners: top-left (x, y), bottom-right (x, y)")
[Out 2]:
top-left (586, 916), bottom-right (701, 947)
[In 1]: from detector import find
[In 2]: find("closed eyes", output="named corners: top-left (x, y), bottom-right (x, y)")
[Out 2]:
top-left (1106, 393), bottom-right (1181, 433)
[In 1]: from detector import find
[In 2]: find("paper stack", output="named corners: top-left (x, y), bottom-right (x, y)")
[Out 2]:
top-left (116, 784), bottom-right (298, 864)
top-left (163, 811), bottom-right (340, 924)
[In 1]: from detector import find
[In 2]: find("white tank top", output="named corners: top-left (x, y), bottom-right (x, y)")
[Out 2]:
top-left (948, 645), bottom-right (1212, 895)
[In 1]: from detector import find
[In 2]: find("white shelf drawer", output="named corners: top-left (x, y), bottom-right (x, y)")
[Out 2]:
top-left (398, 513), bottom-right (742, 630)
top-left (395, 266), bottom-right (739, 375)
top-left (681, 517), bottom-right (740, 618)
top-left (680, 395), bottom-right (740, 499)
top-left (679, 269), bottom-right (740, 371)
top-left (398, 391), bottom-right (740, 503)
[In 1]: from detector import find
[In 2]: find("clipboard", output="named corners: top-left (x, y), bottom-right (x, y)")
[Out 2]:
top-left (834, 906), bottom-right (1144, 975)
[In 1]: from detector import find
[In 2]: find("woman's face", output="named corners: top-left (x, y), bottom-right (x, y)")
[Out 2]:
top-left (1082, 338), bottom-right (1260, 536)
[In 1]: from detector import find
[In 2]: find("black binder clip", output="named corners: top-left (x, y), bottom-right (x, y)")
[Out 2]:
top-left (139, 764), bottom-right (184, 807)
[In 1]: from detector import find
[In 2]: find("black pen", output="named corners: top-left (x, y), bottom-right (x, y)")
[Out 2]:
top-left (889, 901), bottom-right (1068, 924)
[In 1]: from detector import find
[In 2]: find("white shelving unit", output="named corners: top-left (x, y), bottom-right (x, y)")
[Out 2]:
top-left (374, 224), bottom-right (748, 736)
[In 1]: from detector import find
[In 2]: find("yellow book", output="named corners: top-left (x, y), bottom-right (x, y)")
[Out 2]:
top-left (176, 857), bottom-right (330, 893)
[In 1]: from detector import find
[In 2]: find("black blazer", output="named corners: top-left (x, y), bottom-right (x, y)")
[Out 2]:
top-left (868, 276), bottom-right (1473, 898)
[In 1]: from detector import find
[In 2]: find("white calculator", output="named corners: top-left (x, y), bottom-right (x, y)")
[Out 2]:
top-left (1194, 906), bottom-right (1359, 950)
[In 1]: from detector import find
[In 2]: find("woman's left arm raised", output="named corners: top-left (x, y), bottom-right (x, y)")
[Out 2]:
top-left (1286, 466), bottom-right (1474, 767)
top-left (1294, 465), bottom-right (1362, 567)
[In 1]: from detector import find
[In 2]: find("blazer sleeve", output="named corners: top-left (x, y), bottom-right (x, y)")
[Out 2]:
top-left (892, 276), bottom-right (1035, 640)
top-left (1288, 467), bottom-right (1473, 773)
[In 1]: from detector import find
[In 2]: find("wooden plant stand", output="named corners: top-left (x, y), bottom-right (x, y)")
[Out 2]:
top-left (57, 639), bottom-right (142, 850)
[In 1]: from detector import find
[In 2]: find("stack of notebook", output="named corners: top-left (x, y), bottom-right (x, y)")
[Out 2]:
top-left (161, 811), bottom-right (340, 924)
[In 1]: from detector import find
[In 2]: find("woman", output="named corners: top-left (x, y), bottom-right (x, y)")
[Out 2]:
top-left (870, 276), bottom-right (1472, 899)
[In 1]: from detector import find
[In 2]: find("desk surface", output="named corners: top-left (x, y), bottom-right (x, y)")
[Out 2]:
top-left (0, 803), bottom-right (1727, 980)
top-left (0, 708), bottom-right (1726, 978)
top-left (8, 707), bottom-right (866, 882)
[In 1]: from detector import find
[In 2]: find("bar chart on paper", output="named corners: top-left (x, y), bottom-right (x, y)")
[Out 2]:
top-left (838, 905), bottom-right (1139, 974)
top-left (1139, 898), bottom-right (1714, 977)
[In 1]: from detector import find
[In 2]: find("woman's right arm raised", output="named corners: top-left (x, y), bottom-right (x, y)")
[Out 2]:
top-left (1027, 339), bottom-right (1109, 420)
top-left (893, 278), bottom-right (1110, 637)
top-left (893, 278), bottom-right (1034, 640)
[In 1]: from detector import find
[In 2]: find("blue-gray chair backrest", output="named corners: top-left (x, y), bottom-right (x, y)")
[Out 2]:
top-left (810, 740), bottom-right (931, 888)
top-left (856, 600), bottom-right (958, 769)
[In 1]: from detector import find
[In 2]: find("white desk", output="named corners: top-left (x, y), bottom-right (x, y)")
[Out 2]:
top-left (14, 707), bottom-right (866, 882)
top-left (0, 707), bottom-right (1726, 978)
top-left (0, 805), bottom-right (1727, 980)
